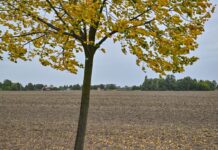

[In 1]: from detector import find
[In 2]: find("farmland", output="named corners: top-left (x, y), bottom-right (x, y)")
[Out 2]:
top-left (0, 91), bottom-right (218, 149)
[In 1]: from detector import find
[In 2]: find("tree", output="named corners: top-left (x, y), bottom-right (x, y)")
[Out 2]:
top-left (99, 84), bottom-right (105, 90)
top-left (70, 84), bottom-right (81, 90)
top-left (152, 78), bottom-right (160, 90)
top-left (11, 83), bottom-right (23, 91)
top-left (141, 76), bottom-right (217, 91)
top-left (0, 0), bottom-right (215, 149)
top-left (34, 84), bottom-right (45, 90)
top-left (212, 80), bottom-right (217, 90)
top-left (105, 84), bottom-right (117, 90)
top-left (25, 83), bottom-right (34, 91)
top-left (0, 82), bottom-right (2, 90)
top-left (177, 76), bottom-right (193, 90)
top-left (2, 79), bottom-right (13, 90)
top-left (132, 85), bottom-right (140, 90)
top-left (141, 76), bottom-right (149, 90)
top-left (165, 75), bottom-right (176, 90)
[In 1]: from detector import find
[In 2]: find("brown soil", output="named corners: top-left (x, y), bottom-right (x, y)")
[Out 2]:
top-left (0, 91), bottom-right (217, 149)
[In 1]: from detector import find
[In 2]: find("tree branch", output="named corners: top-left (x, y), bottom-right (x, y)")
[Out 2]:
top-left (45, 0), bottom-right (67, 25)
top-left (58, 1), bottom-right (85, 41)
top-left (96, 30), bottom-right (117, 48)
top-left (36, 17), bottom-right (83, 42)
top-left (130, 7), bottom-right (152, 21)
top-left (4, 1), bottom-right (83, 43)
top-left (0, 32), bottom-right (44, 38)
top-left (89, 0), bottom-right (107, 43)
top-left (96, 6), bottom-right (154, 48)
top-left (23, 34), bottom-right (46, 46)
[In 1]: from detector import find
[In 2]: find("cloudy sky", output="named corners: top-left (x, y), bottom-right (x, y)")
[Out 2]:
top-left (0, 1), bottom-right (218, 86)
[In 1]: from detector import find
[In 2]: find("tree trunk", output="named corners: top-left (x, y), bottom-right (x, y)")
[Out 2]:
top-left (74, 53), bottom-right (94, 150)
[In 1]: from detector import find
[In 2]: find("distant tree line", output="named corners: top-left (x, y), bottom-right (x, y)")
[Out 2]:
top-left (0, 80), bottom-right (120, 91)
top-left (140, 75), bottom-right (217, 91)
top-left (0, 80), bottom-right (45, 91)
top-left (0, 76), bottom-right (217, 91)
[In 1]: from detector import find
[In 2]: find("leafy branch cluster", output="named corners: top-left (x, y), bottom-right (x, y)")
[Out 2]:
top-left (0, 0), bottom-right (215, 75)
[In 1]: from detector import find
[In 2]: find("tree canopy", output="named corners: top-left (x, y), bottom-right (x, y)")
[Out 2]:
top-left (0, 0), bottom-right (215, 75)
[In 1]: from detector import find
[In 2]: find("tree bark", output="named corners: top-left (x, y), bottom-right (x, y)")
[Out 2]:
top-left (74, 53), bottom-right (94, 150)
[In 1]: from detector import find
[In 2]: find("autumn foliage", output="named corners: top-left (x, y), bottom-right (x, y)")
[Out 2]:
top-left (0, 0), bottom-right (215, 75)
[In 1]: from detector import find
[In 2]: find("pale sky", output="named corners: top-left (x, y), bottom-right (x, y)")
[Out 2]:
top-left (0, 2), bottom-right (218, 86)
